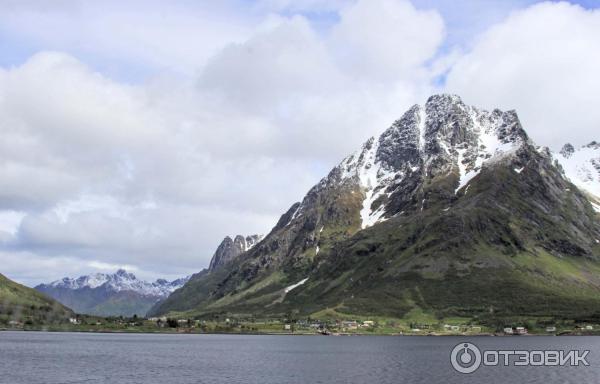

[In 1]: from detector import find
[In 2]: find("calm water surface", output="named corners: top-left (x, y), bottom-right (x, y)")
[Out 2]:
top-left (1, 332), bottom-right (599, 383)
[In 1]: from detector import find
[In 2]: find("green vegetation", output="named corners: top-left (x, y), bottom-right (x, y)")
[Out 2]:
top-left (0, 273), bottom-right (72, 327)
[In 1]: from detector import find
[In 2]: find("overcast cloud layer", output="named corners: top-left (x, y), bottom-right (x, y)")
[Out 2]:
top-left (1, 0), bottom-right (598, 286)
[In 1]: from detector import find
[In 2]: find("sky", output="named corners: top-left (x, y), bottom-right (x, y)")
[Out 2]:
top-left (0, 0), bottom-right (599, 286)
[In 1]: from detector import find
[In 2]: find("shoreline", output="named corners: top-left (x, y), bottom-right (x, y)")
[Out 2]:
top-left (2, 328), bottom-right (592, 336)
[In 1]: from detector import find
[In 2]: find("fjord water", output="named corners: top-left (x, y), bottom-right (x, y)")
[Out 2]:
top-left (1, 332), bottom-right (599, 384)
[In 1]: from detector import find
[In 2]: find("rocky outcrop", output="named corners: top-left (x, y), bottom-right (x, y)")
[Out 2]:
top-left (208, 234), bottom-right (263, 271)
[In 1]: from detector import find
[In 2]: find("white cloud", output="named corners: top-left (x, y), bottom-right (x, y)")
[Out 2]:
top-left (0, 1), bottom-right (255, 77)
top-left (0, 1), bottom-right (447, 286)
top-left (445, 1), bottom-right (600, 149)
top-left (329, 0), bottom-right (444, 81)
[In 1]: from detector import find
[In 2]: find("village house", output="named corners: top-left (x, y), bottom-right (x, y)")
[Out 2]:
top-left (361, 320), bottom-right (374, 327)
top-left (515, 327), bottom-right (528, 335)
top-left (341, 321), bottom-right (358, 330)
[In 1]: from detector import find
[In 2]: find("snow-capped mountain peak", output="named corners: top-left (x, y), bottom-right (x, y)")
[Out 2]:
top-left (47, 270), bottom-right (190, 297)
top-left (337, 94), bottom-right (528, 228)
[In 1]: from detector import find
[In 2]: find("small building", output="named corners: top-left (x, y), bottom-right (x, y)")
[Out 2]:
top-left (342, 321), bottom-right (358, 330)
top-left (515, 327), bottom-right (528, 335)
top-left (362, 320), bottom-right (374, 327)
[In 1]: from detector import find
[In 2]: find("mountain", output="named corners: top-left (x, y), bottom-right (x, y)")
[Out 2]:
top-left (35, 269), bottom-right (189, 317)
top-left (1, 273), bottom-right (72, 326)
top-left (209, 235), bottom-right (263, 271)
top-left (151, 94), bottom-right (600, 326)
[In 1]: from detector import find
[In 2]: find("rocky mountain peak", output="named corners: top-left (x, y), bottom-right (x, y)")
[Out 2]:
top-left (208, 234), bottom-right (263, 271)
top-left (332, 94), bottom-right (530, 229)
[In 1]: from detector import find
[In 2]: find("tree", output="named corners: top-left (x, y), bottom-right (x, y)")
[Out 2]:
top-left (166, 318), bottom-right (179, 328)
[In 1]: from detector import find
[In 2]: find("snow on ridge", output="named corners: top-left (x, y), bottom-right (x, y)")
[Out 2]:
top-left (284, 278), bottom-right (308, 293)
top-left (285, 204), bottom-right (303, 227)
top-left (455, 107), bottom-right (523, 194)
top-left (48, 270), bottom-right (190, 297)
top-left (555, 142), bottom-right (600, 200)
top-left (356, 140), bottom-right (397, 228)
top-left (244, 235), bottom-right (263, 251)
top-left (418, 105), bottom-right (427, 151)
top-left (339, 138), bottom-right (400, 229)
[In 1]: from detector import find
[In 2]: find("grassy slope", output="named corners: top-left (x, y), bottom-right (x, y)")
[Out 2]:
top-left (0, 273), bottom-right (72, 325)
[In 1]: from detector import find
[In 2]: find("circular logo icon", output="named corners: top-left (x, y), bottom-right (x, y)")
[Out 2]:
top-left (450, 342), bottom-right (482, 374)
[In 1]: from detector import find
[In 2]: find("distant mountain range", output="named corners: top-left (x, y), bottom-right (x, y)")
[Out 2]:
top-left (35, 269), bottom-right (189, 317)
top-left (151, 94), bottom-right (600, 326)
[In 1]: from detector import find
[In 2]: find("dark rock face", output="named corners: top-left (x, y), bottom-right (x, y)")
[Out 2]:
top-left (153, 94), bottom-right (600, 321)
top-left (208, 234), bottom-right (263, 271)
top-left (560, 143), bottom-right (575, 158)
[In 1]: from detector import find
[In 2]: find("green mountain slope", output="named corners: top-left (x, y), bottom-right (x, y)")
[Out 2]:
top-left (0, 273), bottom-right (73, 325)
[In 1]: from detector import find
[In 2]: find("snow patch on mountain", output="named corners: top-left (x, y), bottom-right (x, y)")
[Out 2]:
top-left (284, 278), bottom-right (308, 293)
top-left (455, 108), bottom-right (523, 193)
top-left (555, 142), bottom-right (600, 199)
top-left (340, 138), bottom-right (400, 229)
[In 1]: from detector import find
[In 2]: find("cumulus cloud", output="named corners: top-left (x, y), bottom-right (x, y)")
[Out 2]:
top-left (0, 0), bottom-right (447, 285)
top-left (444, 1), bottom-right (600, 149)
top-left (329, 0), bottom-right (445, 81)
